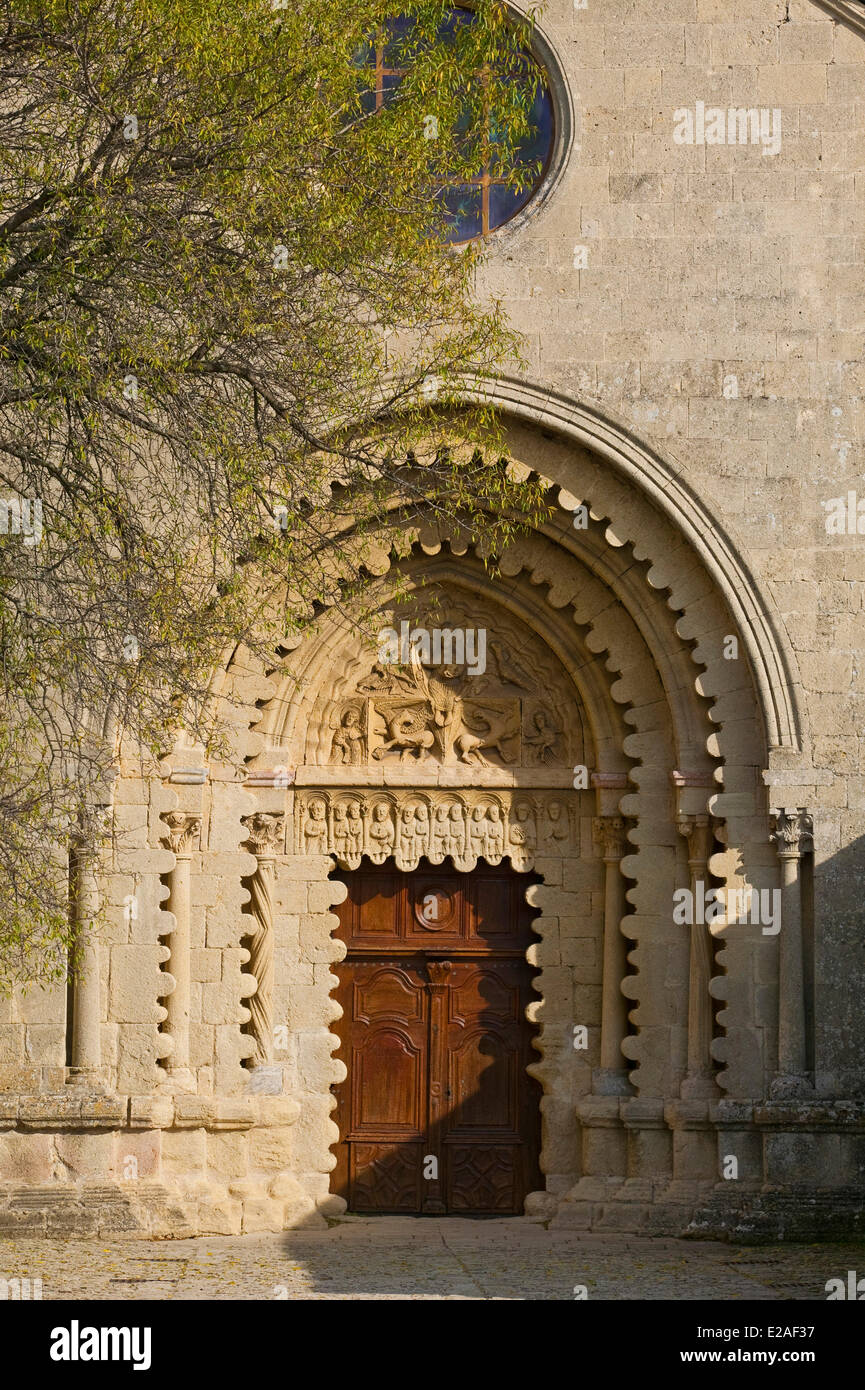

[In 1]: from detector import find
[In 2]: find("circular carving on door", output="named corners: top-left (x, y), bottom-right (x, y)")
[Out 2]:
top-left (414, 886), bottom-right (456, 931)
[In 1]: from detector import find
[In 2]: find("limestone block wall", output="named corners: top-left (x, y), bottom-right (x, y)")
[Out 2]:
top-left (271, 845), bottom-right (347, 1213)
top-left (108, 775), bottom-right (176, 1096)
top-left (480, 0), bottom-right (865, 1097)
top-left (0, 988), bottom-right (64, 1096)
top-left (1, 0), bottom-right (864, 1240)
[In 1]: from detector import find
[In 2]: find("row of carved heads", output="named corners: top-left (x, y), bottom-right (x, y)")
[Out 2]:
top-left (158, 806), bottom-right (815, 867)
top-left (296, 792), bottom-right (575, 870)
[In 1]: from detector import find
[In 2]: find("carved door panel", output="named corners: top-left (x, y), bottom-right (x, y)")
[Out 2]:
top-left (331, 960), bottom-right (428, 1213)
top-left (442, 960), bottom-right (540, 1213)
top-left (332, 861), bottom-right (542, 1215)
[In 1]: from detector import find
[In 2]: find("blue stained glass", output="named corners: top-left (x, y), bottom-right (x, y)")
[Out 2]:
top-left (437, 6), bottom-right (476, 41)
top-left (383, 15), bottom-right (415, 65)
top-left (488, 180), bottom-right (532, 231)
top-left (381, 72), bottom-right (402, 106)
top-left (515, 86), bottom-right (554, 169)
top-left (364, 7), bottom-right (555, 241)
top-left (439, 186), bottom-right (483, 243)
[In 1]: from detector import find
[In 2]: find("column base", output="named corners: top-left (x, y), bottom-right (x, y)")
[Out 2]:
top-left (592, 1067), bottom-right (633, 1096)
top-left (680, 1071), bottom-right (718, 1101)
top-left (159, 1067), bottom-right (198, 1095)
top-left (770, 1073), bottom-right (814, 1100)
top-left (65, 1069), bottom-right (107, 1092)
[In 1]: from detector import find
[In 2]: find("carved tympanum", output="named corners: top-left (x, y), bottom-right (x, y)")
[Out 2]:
top-left (301, 589), bottom-right (581, 770)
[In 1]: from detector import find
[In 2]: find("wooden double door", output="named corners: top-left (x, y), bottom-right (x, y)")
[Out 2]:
top-left (332, 860), bottom-right (542, 1215)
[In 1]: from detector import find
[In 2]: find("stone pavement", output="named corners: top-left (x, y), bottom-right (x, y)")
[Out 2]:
top-left (1, 1218), bottom-right (862, 1300)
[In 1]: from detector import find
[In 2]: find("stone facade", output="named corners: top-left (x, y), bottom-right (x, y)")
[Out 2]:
top-left (2, 0), bottom-right (864, 1239)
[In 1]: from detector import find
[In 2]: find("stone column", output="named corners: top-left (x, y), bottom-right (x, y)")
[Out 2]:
top-left (163, 811), bottom-right (201, 1086)
top-left (769, 808), bottom-right (813, 1096)
top-left (242, 812), bottom-right (284, 1067)
top-left (592, 815), bottom-right (631, 1096)
top-left (67, 809), bottom-right (110, 1087)
top-left (676, 814), bottom-right (716, 1099)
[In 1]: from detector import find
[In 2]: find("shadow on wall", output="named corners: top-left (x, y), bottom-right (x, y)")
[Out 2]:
top-left (813, 832), bottom-right (865, 1096)
top-left (273, 829), bottom-right (865, 1286)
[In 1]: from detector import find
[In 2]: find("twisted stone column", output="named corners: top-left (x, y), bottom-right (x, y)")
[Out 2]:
top-left (243, 813), bottom-right (284, 1067)
top-left (163, 812), bottom-right (201, 1085)
top-left (770, 808), bottom-right (813, 1096)
top-left (592, 815), bottom-right (631, 1095)
top-left (677, 814), bottom-right (716, 1099)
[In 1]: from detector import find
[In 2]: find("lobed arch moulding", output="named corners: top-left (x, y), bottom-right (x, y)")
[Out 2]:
top-left (810, 1), bottom-right (865, 40)
top-left (261, 549), bottom-right (632, 777)
top-left (206, 373), bottom-right (801, 794)
top-left (245, 511), bottom-right (720, 816)
top-left (453, 373), bottom-right (806, 760)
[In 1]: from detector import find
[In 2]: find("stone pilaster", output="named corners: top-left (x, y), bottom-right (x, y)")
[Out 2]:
top-left (162, 811), bottom-right (201, 1089)
top-left (769, 808), bottom-right (813, 1098)
top-left (592, 814), bottom-right (631, 1097)
top-left (676, 813), bottom-right (717, 1100)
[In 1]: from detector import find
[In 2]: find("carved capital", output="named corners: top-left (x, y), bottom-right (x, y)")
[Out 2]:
top-left (592, 815), bottom-right (628, 861)
top-left (243, 812), bottom-right (285, 858)
top-left (770, 808), bottom-right (813, 861)
top-left (163, 812), bottom-right (201, 858)
top-left (676, 813), bottom-right (713, 867)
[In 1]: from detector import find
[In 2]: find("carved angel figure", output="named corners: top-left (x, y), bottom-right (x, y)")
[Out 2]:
top-left (330, 707), bottom-right (366, 765)
top-left (524, 707), bottom-right (560, 764)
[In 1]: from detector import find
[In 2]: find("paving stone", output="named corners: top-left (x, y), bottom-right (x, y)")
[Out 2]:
top-left (0, 1220), bottom-right (861, 1301)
